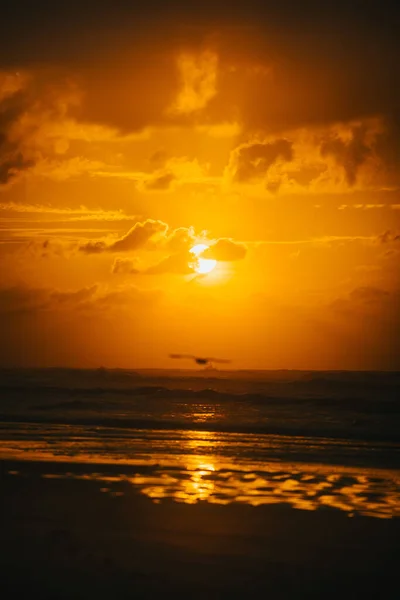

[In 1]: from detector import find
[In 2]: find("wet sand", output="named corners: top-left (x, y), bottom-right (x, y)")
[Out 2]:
top-left (1, 459), bottom-right (399, 599)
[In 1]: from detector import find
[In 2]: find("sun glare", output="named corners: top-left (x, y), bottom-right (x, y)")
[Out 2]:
top-left (190, 243), bottom-right (217, 274)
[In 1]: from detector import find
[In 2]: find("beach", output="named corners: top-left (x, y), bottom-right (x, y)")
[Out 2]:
top-left (3, 458), bottom-right (400, 599)
top-left (1, 368), bottom-right (399, 598)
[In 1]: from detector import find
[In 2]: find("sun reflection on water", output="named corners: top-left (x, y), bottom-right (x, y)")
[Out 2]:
top-left (2, 427), bottom-right (400, 519)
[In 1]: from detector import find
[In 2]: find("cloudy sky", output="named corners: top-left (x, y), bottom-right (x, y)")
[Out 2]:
top-left (1, 1), bottom-right (399, 369)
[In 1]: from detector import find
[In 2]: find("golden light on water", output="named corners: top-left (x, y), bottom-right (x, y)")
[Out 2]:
top-left (3, 430), bottom-right (400, 518)
top-left (190, 243), bottom-right (217, 275)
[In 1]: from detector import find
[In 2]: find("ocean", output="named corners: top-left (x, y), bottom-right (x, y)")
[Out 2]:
top-left (1, 368), bottom-right (399, 518)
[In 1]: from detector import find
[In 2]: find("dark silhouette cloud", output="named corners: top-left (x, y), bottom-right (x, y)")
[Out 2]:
top-left (231, 140), bottom-right (293, 183)
top-left (80, 220), bottom-right (168, 254)
top-left (111, 220), bottom-right (167, 252)
top-left (0, 89), bottom-right (34, 185)
top-left (320, 126), bottom-right (371, 186)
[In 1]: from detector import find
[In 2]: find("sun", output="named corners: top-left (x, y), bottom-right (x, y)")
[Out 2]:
top-left (190, 244), bottom-right (217, 274)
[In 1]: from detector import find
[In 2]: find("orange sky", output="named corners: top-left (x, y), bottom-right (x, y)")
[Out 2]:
top-left (1, 3), bottom-right (399, 369)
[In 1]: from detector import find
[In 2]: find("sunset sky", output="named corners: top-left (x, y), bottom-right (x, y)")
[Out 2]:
top-left (1, 1), bottom-right (399, 369)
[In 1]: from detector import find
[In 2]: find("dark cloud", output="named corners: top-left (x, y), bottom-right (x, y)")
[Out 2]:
top-left (1, 2), bottom-right (399, 67)
top-left (142, 171), bottom-right (176, 191)
top-left (1, 3), bottom-right (400, 166)
top-left (0, 282), bottom-right (160, 316)
top-left (0, 89), bottom-right (33, 185)
top-left (0, 284), bottom-right (97, 315)
top-left (78, 241), bottom-right (107, 255)
top-left (111, 220), bottom-right (167, 252)
top-left (202, 238), bottom-right (247, 261)
top-left (0, 152), bottom-right (34, 185)
top-left (84, 286), bottom-right (161, 310)
top-left (145, 251), bottom-right (193, 275)
top-left (320, 126), bottom-right (371, 186)
top-left (80, 220), bottom-right (168, 254)
top-left (0, 73), bottom-right (85, 187)
top-left (330, 286), bottom-right (392, 315)
top-left (231, 140), bottom-right (293, 182)
top-left (378, 230), bottom-right (400, 244)
top-left (0, 1), bottom-right (398, 145)
top-left (112, 250), bottom-right (194, 276)
top-left (112, 258), bottom-right (140, 274)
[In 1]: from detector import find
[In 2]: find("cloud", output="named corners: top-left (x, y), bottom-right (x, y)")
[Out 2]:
top-left (0, 282), bottom-right (161, 315)
top-left (202, 238), bottom-right (247, 261)
top-left (224, 118), bottom-right (400, 194)
top-left (112, 251), bottom-right (193, 276)
top-left (95, 157), bottom-right (213, 190)
top-left (141, 171), bottom-right (176, 191)
top-left (163, 226), bottom-right (196, 252)
top-left (78, 240), bottom-right (108, 254)
top-left (0, 69), bottom-right (154, 188)
top-left (84, 285), bottom-right (162, 311)
top-left (144, 251), bottom-right (193, 275)
top-left (141, 157), bottom-right (212, 190)
top-left (111, 227), bottom-right (196, 276)
top-left (1, 4), bottom-right (400, 141)
top-left (320, 125), bottom-right (372, 186)
top-left (111, 220), bottom-right (168, 252)
top-left (31, 157), bottom-right (106, 181)
top-left (0, 284), bottom-right (97, 314)
top-left (112, 258), bottom-right (140, 274)
top-left (228, 139), bottom-right (293, 183)
top-left (3, 23), bottom-right (398, 196)
top-left (80, 219), bottom-right (168, 254)
top-left (378, 230), bottom-right (400, 244)
top-left (0, 83), bottom-right (34, 184)
top-left (0, 71), bottom-right (99, 187)
top-left (0, 202), bottom-right (135, 221)
top-left (81, 221), bottom-right (197, 258)
top-left (110, 231), bottom-right (247, 276)
top-left (168, 51), bottom-right (218, 115)
top-left (330, 286), bottom-right (392, 316)
top-left (81, 217), bottom-right (249, 276)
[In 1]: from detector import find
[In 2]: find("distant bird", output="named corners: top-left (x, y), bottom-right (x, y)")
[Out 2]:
top-left (169, 354), bottom-right (231, 368)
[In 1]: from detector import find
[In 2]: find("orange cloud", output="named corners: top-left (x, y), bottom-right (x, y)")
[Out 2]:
top-left (228, 139), bottom-right (293, 183)
top-left (377, 230), bottom-right (400, 244)
top-left (80, 219), bottom-right (168, 254)
top-left (202, 238), bottom-right (247, 261)
top-left (225, 118), bottom-right (399, 195)
top-left (0, 282), bottom-right (161, 315)
top-left (100, 223), bottom-right (248, 276)
top-left (168, 51), bottom-right (218, 115)
top-left (0, 284), bottom-right (97, 314)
